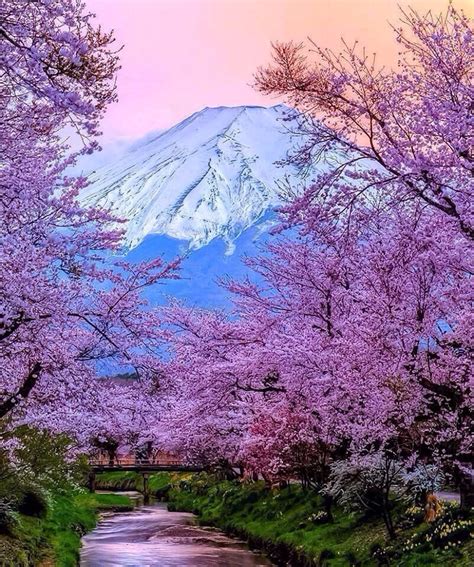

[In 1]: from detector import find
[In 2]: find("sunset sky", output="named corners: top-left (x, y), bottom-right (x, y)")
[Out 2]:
top-left (86, 0), bottom-right (473, 142)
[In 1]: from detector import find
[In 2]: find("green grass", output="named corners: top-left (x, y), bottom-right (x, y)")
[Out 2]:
top-left (3, 470), bottom-right (471, 566)
top-left (166, 474), bottom-right (474, 566)
top-left (45, 492), bottom-right (133, 566)
top-left (0, 491), bottom-right (133, 567)
top-left (94, 470), bottom-right (142, 491)
top-left (95, 470), bottom-right (185, 497)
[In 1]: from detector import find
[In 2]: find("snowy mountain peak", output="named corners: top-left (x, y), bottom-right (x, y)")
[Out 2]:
top-left (80, 104), bottom-right (316, 251)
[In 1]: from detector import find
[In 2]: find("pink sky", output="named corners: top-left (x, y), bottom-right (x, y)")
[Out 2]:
top-left (87, 0), bottom-right (473, 141)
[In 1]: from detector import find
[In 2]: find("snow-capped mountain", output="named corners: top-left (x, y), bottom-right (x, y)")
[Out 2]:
top-left (80, 105), bottom-right (319, 252)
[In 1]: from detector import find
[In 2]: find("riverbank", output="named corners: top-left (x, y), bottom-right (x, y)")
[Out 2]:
top-left (93, 469), bottom-right (174, 498)
top-left (97, 471), bottom-right (472, 566)
top-left (166, 474), bottom-right (474, 566)
top-left (0, 491), bottom-right (132, 567)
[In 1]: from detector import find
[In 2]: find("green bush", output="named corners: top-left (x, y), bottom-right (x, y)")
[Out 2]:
top-left (0, 500), bottom-right (18, 535)
top-left (17, 488), bottom-right (48, 518)
top-left (0, 426), bottom-right (134, 565)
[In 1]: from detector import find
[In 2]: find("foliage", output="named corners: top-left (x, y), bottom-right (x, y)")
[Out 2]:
top-left (325, 451), bottom-right (408, 537)
top-left (94, 470), bottom-right (178, 497)
top-left (0, 427), bottom-right (134, 565)
top-left (167, 473), bottom-right (474, 566)
top-left (0, 499), bottom-right (18, 536)
top-left (2, 426), bottom-right (87, 492)
top-left (256, 5), bottom-right (474, 240)
top-left (156, 5), bottom-right (473, 539)
top-left (1, 1), bottom-right (473, 559)
top-left (0, 490), bottom-right (132, 566)
top-left (0, 0), bottom-right (179, 447)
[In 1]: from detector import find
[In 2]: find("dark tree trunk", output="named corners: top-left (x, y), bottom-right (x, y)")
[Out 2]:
top-left (107, 448), bottom-right (116, 466)
top-left (459, 470), bottom-right (474, 512)
top-left (0, 362), bottom-right (42, 419)
top-left (323, 493), bottom-right (334, 522)
top-left (382, 503), bottom-right (396, 539)
top-left (88, 471), bottom-right (96, 493)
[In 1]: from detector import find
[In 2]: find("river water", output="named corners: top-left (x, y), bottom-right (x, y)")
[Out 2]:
top-left (80, 493), bottom-right (272, 566)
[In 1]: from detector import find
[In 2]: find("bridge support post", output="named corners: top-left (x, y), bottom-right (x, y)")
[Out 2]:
top-left (142, 472), bottom-right (150, 503)
top-left (460, 467), bottom-right (474, 511)
top-left (88, 471), bottom-right (96, 493)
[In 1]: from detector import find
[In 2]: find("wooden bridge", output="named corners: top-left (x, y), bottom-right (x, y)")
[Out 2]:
top-left (88, 456), bottom-right (204, 501)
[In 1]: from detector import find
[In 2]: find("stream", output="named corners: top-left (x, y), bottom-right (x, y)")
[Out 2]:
top-left (80, 492), bottom-right (272, 566)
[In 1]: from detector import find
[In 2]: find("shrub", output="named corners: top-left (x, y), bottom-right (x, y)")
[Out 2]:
top-left (397, 504), bottom-right (425, 529)
top-left (370, 543), bottom-right (390, 565)
top-left (17, 488), bottom-right (48, 518)
top-left (0, 499), bottom-right (18, 535)
top-left (308, 510), bottom-right (330, 524)
top-left (343, 551), bottom-right (361, 566)
top-left (318, 547), bottom-right (335, 563)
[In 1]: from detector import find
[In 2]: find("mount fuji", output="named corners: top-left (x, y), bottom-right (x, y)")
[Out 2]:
top-left (80, 105), bottom-right (332, 306)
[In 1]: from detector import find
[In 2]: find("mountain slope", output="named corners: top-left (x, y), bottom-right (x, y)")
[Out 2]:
top-left (80, 105), bottom-right (320, 251)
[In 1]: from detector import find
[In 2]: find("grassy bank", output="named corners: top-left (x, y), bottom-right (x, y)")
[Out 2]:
top-left (0, 491), bottom-right (132, 567)
top-left (94, 470), bottom-right (179, 498)
top-left (166, 473), bottom-right (473, 566)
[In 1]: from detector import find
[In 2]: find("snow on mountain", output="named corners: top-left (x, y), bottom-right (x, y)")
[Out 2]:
top-left (80, 105), bottom-right (321, 252)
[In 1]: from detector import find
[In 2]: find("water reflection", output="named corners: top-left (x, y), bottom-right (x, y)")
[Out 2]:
top-left (80, 499), bottom-right (272, 566)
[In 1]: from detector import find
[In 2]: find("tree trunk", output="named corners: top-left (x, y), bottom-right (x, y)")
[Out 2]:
top-left (459, 470), bottom-right (474, 512)
top-left (382, 506), bottom-right (396, 539)
top-left (88, 471), bottom-right (96, 493)
top-left (143, 473), bottom-right (150, 504)
top-left (323, 493), bottom-right (334, 522)
top-left (107, 448), bottom-right (115, 466)
top-left (0, 362), bottom-right (42, 419)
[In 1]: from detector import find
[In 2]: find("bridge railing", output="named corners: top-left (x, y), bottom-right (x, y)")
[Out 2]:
top-left (88, 456), bottom-right (185, 467)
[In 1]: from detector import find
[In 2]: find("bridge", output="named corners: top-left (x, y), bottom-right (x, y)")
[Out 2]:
top-left (88, 457), bottom-right (204, 501)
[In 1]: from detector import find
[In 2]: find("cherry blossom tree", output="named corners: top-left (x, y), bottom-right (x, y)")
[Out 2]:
top-left (163, 197), bottom-right (471, 524)
top-left (0, 0), bottom-right (179, 435)
top-left (253, 2), bottom-right (473, 512)
top-left (255, 4), bottom-right (474, 241)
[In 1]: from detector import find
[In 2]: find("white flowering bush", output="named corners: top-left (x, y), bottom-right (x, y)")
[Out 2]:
top-left (402, 463), bottom-right (445, 503)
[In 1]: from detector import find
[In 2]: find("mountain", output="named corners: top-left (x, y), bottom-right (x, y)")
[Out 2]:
top-left (79, 105), bottom-right (343, 307)
top-left (80, 105), bottom-right (321, 253)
